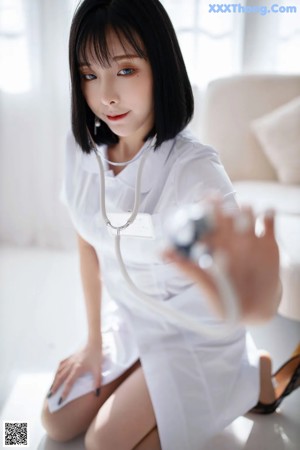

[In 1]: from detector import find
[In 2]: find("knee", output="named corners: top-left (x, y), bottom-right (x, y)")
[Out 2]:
top-left (84, 431), bottom-right (95, 450)
top-left (40, 401), bottom-right (77, 443)
top-left (84, 426), bottom-right (115, 450)
top-left (84, 429), bottom-right (99, 450)
top-left (85, 428), bottom-right (101, 450)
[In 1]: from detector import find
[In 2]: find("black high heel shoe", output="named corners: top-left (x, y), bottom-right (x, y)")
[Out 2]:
top-left (250, 344), bottom-right (300, 414)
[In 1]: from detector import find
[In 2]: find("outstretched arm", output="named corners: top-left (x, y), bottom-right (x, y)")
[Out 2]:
top-left (165, 204), bottom-right (281, 324)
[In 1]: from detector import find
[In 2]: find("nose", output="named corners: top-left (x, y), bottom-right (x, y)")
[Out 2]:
top-left (99, 79), bottom-right (119, 106)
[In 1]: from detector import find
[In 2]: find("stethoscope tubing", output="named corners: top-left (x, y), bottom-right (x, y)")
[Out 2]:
top-left (91, 134), bottom-right (240, 336)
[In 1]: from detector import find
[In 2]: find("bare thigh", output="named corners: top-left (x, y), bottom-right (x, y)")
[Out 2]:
top-left (85, 366), bottom-right (158, 450)
top-left (41, 360), bottom-right (140, 442)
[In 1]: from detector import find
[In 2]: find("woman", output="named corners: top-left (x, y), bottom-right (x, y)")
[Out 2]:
top-left (41, 1), bottom-right (299, 448)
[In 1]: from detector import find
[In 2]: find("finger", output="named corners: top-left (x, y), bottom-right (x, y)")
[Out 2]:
top-left (60, 368), bottom-right (79, 402)
top-left (164, 248), bottom-right (200, 272)
top-left (162, 248), bottom-right (180, 263)
top-left (49, 366), bottom-right (70, 396)
top-left (93, 371), bottom-right (102, 397)
top-left (57, 355), bottom-right (71, 367)
top-left (214, 203), bottom-right (235, 231)
top-left (178, 254), bottom-right (226, 316)
top-left (262, 209), bottom-right (276, 238)
top-left (201, 195), bottom-right (222, 220)
top-left (165, 247), bottom-right (225, 315)
top-left (204, 207), bottom-right (235, 249)
top-left (53, 358), bottom-right (70, 378)
top-left (56, 362), bottom-right (68, 375)
top-left (168, 250), bottom-right (215, 287)
top-left (234, 206), bottom-right (255, 235)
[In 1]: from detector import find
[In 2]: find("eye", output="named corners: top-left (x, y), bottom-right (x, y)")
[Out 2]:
top-left (80, 73), bottom-right (96, 81)
top-left (118, 68), bottom-right (135, 76)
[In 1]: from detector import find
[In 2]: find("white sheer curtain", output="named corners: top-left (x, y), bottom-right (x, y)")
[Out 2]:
top-left (161, 0), bottom-right (300, 84)
top-left (0, 0), bottom-right (299, 249)
top-left (161, 0), bottom-right (245, 87)
top-left (0, 0), bottom-right (76, 248)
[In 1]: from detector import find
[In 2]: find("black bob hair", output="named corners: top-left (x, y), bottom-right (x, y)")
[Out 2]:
top-left (69, 0), bottom-right (194, 153)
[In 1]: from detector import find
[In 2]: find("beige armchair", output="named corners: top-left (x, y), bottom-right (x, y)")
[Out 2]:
top-left (197, 74), bottom-right (300, 321)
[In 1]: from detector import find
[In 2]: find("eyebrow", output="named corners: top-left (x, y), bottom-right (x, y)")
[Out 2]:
top-left (78, 54), bottom-right (140, 67)
top-left (114, 54), bottom-right (140, 61)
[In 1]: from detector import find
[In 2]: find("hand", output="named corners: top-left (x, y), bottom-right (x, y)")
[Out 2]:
top-left (164, 203), bottom-right (281, 323)
top-left (48, 340), bottom-right (102, 402)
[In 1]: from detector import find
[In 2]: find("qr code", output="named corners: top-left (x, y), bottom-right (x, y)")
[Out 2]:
top-left (3, 422), bottom-right (29, 447)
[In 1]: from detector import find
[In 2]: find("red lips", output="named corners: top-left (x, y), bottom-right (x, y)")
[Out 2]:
top-left (107, 112), bottom-right (129, 121)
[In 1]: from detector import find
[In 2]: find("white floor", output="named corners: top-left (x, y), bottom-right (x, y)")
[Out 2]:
top-left (0, 246), bottom-right (299, 450)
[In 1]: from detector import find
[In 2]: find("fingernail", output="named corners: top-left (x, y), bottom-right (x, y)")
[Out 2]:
top-left (58, 397), bottom-right (63, 405)
top-left (47, 391), bottom-right (53, 398)
top-left (95, 387), bottom-right (101, 397)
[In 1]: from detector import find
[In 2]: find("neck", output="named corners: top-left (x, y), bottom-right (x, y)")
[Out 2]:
top-left (107, 136), bottom-right (149, 176)
top-left (108, 136), bottom-right (146, 163)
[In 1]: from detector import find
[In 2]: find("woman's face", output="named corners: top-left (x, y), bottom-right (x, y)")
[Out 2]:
top-left (79, 29), bottom-right (154, 144)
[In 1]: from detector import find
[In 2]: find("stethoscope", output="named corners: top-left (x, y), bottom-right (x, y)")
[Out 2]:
top-left (92, 135), bottom-right (240, 336)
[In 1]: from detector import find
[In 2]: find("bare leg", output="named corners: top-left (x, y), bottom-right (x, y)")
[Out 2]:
top-left (133, 427), bottom-right (161, 450)
top-left (41, 360), bottom-right (140, 442)
top-left (84, 366), bottom-right (157, 450)
top-left (258, 351), bottom-right (275, 404)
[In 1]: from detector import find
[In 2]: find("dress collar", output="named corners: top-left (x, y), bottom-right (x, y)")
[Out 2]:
top-left (81, 137), bottom-right (176, 194)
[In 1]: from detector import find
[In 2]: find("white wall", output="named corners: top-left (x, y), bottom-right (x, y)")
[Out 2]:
top-left (0, 0), bottom-right (299, 249)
